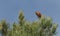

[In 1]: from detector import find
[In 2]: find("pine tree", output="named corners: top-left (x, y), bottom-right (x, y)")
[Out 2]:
top-left (0, 11), bottom-right (58, 36)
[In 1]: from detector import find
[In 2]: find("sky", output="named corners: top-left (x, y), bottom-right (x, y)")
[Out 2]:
top-left (0, 0), bottom-right (60, 36)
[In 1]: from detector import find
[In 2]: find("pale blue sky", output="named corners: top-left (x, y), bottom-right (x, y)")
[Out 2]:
top-left (0, 0), bottom-right (60, 36)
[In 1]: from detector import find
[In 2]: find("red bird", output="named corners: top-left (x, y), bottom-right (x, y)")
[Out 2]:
top-left (35, 11), bottom-right (42, 18)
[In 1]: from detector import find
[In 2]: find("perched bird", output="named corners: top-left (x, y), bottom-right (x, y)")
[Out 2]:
top-left (35, 11), bottom-right (42, 18)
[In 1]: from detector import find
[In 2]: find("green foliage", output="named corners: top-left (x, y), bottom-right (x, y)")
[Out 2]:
top-left (0, 11), bottom-right (58, 36)
top-left (0, 20), bottom-right (8, 36)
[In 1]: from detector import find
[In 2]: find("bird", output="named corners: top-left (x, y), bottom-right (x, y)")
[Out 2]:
top-left (35, 11), bottom-right (42, 18)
